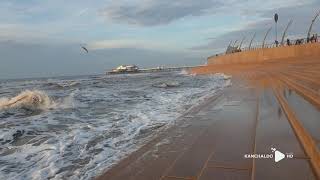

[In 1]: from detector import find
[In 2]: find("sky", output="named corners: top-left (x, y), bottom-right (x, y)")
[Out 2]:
top-left (0, 0), bottom-right (319, 79)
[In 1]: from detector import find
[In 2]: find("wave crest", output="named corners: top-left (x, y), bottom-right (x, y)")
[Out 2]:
top-left (152, 81), bottom-right (181, 88)
top-left (0, 90), bottom-right (54, 111)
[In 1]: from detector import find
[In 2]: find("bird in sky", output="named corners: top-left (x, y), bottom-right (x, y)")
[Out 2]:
top-left (81, 46), bottom-right (89, 53)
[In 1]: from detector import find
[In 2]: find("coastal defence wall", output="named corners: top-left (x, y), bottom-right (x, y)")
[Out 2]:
top-left (207, 43), bottom-right (320, 65)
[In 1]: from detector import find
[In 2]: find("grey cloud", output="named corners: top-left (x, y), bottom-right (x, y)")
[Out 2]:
top-left (191, 1), bottom-right (320, 52)
top-left (101, 0), bottom-right (224, 26)
top-left (101, 0), bottom-right (305, 26)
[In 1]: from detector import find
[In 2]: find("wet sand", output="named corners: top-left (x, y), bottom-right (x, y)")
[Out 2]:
top-left (97, 55), bottom-right (320, 179)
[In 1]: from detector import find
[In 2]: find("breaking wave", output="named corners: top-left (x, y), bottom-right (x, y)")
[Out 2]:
top-left (0, 90), bottom-right (54, 111)
top-left (152, 81), bottom-right (181, 88)
top-left (45, 81), bottom-right (80, 89)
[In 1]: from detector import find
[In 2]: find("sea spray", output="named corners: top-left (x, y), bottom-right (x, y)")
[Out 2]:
top-left (0, 90), bottom-right (54, 111)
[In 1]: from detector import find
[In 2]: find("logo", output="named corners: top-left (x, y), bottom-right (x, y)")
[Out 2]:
top-left (244, 147), bottom-right (293, 163)
top-left (271, 148), bottom-right (285, 162)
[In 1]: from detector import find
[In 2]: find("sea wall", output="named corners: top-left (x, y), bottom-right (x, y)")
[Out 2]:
top-left (208, 43), bottom-right (320, 65)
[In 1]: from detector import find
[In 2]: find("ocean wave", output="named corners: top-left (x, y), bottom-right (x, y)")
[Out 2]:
top-left (45, 81), bottom-right (80, 89)
top-left (0, 129), bottom-right (26, 145)
top-left (152, 81), bottom-right (181, 88)
top-left (215, 73), bottom-right (232, 80)
top-left (0, 90), bottom-right (54, 111)
top-left (178, 69), bottom-right (188, 75)
top-left (214, 73), bottom-right (232, 87)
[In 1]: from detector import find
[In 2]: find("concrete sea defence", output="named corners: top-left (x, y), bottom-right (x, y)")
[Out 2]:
top-left (207, 43), bottom-right (320, 65)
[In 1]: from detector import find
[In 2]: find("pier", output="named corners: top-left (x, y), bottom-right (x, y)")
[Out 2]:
top-left (106, 66), bottom-right (200, 75)
top-left (139, 66), bottom-right (198, 73)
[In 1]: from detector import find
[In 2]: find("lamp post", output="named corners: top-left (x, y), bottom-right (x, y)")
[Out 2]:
top-left (274, 13), bottom-right (279, 47)
top-left (249, 32), bottom-right (256, 50)
top-left (307, 10), bottom-right (320, 42)
top-left (262, 27), bottom-right (272, 48)
top-left (281, 20), bottom-right (293, 46)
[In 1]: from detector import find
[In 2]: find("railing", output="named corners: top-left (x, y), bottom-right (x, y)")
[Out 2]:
top-left (209, 36), bottom-right (319, 59)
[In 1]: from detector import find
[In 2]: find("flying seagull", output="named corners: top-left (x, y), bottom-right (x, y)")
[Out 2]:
top-left (81, 46), bottom-right (89, 53)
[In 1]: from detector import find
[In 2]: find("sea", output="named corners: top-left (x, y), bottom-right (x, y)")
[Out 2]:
top-left (0, 71), bottom-right (228, 180)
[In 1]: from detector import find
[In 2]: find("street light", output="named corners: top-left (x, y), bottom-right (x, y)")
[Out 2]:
top-left (274, 13), bottom-right (279, 46)
top-left (307, 10), bottom-right (320, 42)
top-left (249, 32), bottom-right (256, 50)
top-left (281, 20), bottom-right (293, 46)
top-left (262, 27), bottom-right (272, 48)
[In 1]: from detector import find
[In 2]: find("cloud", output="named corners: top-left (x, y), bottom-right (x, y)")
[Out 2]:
top-left (0, 1), bottom-right (104, 43)
top-left (0, 23), bottom-right (53, 41)
top-left (190, 0), bottom-right (320, 52)
top-left (101, 0), bottom-right (225, 26)
top-left (87, 38), bottom-right (184, 52)
top-left (101, 0), bottom-right (307, 26)
top-left (88, 39), bottom-right (159, 49)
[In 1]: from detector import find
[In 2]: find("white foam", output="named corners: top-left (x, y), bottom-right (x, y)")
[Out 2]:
top-left (179, 69), bottom-right (188, 75)
top-left (0, 90), bottom-right (54, 111)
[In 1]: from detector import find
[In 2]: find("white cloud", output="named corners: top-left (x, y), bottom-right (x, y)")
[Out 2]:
top-left (0, 1), bottom-right (105, 43)
top-left (87, 39), bottom-right (180, 51)
top-left (0, 24), bottom-right (51, 41)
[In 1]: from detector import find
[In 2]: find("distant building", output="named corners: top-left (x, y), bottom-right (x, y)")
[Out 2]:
top-left (112, 65), bottom-right (139, 73)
